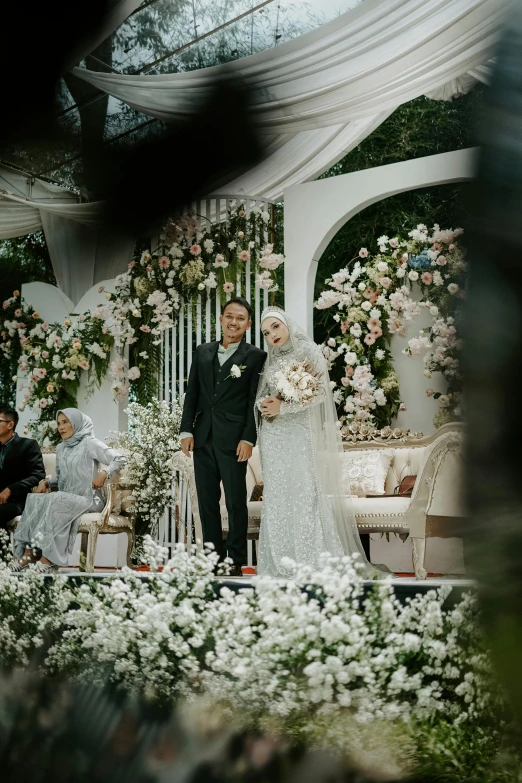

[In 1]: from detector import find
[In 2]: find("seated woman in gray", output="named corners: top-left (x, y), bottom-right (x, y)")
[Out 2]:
top-left (11, 408), bottom-right (126, 573)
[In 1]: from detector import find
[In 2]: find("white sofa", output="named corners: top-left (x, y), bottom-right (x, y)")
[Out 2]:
top-left (175, 422), bottom-right (465, 579)
top-left (7, 452), bottom-right (135, 572)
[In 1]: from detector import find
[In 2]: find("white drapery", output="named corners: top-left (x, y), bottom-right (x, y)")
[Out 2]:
top-left (70, 0), bottom-right (502, 200)
top-left (0, 165), bottom-right (133, 305)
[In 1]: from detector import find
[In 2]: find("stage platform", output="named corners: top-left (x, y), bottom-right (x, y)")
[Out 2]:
top-left (56, 569), bottom-right (475, 606)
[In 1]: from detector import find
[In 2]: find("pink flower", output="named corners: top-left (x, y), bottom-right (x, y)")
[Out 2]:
top-left (140, 324), bottom-right (151, 332)
top-left (436, 255), bottom-right (447, 266)
top-left (42, 322), bottom-right (49, 331)
top-left (368, 317), bottom-right (381, 329)
top-left (41, 350), bottom-right (49, 359)
top-left (14, 308), bottom-right (22, 317)
top-left (364, 333), bottom-right (376, 346)
top-left (79, 360), bottom-right (89, 370)
top-left (379, 277), bottom-right (392, 289)
top-left (399, 403), bottom-right (407, 412)
top-left (128, 260), bottom-right (136, 269)
top-left (359, 248), bottom-right (368, 258)
top-left (20, 336), bottom-right (29, 345)
top-left (39, 399), bottom-right (47, 408)
top-left (341, 377), bottom-right (350, 387)
top-left (426, 389), bottom-right (434, 397)
top-left (190, 244), bottom-right (202, 256)
top-left (363, 287), bottom-right (373, 300)
top-left (432, 242), bottom-right (442, 251)
top-left (238, 250), bottom-right (250, 261)
top-left (159, 256), bottom-right (170, 268)
top-left (421, 272), bottom-right (433, 284)
top-left (371, 327), bottom-right (383, 339)
top-left (223, 282), bottom-right (234, 293)
top-left (2, 301), bottom-right (8, 309)
top-left (214, 254), bottom-right (225, 266)
top-left (98, 285), bottom-right (105, 293)
top-left (345, 366), bottom-right (354, 378)
top-left (239, 209), bottom-right (246, 217)
top-left (448, 244), bottom-right (456, 253)
top-left (146, 265), bottom-right (153, 273)
top-left (389, 238), bottom-right (399, 248)
top-left (340, 320), bottom-right (349, 335)
top-left (36, 368), bottom-right (47, 379)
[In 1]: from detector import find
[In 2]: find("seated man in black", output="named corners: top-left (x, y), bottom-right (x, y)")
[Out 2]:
top-left (0, 407), bottom-right (46, 534)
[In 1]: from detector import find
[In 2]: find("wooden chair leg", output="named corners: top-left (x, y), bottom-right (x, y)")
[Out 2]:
top-left (86, 527), bottom-right (99, 573)
top-left (79, 532), bottom-right (89, 572)
top-left (412, 536), bottom-right (427, 580)
top-left (126, 530), bottom-right (134, 569)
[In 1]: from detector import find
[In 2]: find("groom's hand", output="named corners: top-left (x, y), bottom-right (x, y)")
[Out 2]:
top-left (236, 441), bottom-right (253, 462)
top-left (181, 436), bottom-right (194, 457)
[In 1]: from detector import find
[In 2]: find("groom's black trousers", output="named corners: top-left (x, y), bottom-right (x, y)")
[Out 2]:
top-left (193, 435), bottom-right (248, 566)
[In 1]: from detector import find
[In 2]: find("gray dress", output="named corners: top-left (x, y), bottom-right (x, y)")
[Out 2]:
top-left (14, 437), bottom-right (125, 566)
top-left (257, 339), bottom-right (346, 578)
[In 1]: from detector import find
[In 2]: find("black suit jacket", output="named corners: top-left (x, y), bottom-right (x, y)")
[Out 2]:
top-left (0, 433), bottom-right (46, 508)
top-left (180, 339), bottom-right (267, 450)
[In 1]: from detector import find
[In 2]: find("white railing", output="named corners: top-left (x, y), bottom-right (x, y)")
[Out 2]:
top-left (159, 195), bottom-right (273, 553)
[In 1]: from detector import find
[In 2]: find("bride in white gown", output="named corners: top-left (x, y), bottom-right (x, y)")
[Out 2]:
top-left (255, 307), bottom-right (375, 579)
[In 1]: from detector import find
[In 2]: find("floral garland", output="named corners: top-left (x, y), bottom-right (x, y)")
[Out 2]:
top-left (96, 205), bottom-right (283, 402)
top-left (1, 290), bottom-right (112, 446)
top-left (0, 204), bottom-right (283, 444)
top-left (315, 224), bottom-right (465, 431)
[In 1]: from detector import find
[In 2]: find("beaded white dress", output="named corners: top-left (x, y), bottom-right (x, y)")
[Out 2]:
top-left (256, 310), bottom-right (373, 579)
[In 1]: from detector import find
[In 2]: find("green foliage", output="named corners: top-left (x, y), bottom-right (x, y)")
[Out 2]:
top-left (314, 88), bottom-right (483, 345)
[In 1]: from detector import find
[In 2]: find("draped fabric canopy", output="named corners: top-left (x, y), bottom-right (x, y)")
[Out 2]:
top-left (0, 165), bottom-right (133, 305)
top-left (71, 0), bottom-right (501, 200)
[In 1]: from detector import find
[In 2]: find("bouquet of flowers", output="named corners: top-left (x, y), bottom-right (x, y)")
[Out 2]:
top-left (264, 360), bottom-right (324, 421)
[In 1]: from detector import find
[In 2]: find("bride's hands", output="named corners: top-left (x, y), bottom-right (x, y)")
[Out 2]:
top-left (260, 396), bottom-right (282, 417)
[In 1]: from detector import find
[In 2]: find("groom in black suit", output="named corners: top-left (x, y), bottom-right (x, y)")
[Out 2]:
top-left (0, 407), bottom-right (46, 532)
top-left (180, 297), bottom-right (266, 576)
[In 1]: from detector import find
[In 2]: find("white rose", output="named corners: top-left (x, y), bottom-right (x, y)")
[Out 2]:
top-left (358, 282), bottom-right (366, 291)
top-left (376, 261), bottom-right (388, 273)
top-left (429, 305), bottom-right (439, 316)
top-left (165, 279), bottom-right (174, 287)
top-left (361, 301), bottom-right (372, 311)
top-left (230, 364), bottom-right (241, 378)
top-left (396, 268), bottom-right (406, 278)
top-left (408, 270), bottom-right (419, 281)
top-left (344, 351), bottom-right (358, 366)
top-left (447, 283), bottom-right (459, 294)
top-left (438, 394), bottom-right (450, 407)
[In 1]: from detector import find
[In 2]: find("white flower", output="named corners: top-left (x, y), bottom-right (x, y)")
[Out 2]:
top-left (377, 235), bottom-right (389, 247)
top-left (203, 239), bottom-right (214, 252)
top-left (377, 261), bottom-right (388, 273)
top-left (228, 241), bottom-right (236, 250)
top-left (327, 338), bottom-right (336, 348)
top-left (408, 270), bottom-right (419, 281)
top-left (344, 351), bottom-right (358, 366)
top-left (230, 364), bottom-right (242, 378)
top-left (358, 282), bottom-right (366, 291)
top-left (375, 349), bottom-right (385, 360)
top-left (447, 283), bottom-right (459, 295)
top-left (361, 301), bottom-right (372, 311)
top-left (429, 305), bottom-right (439, 316)
top-left (396, 268), bottom-right (406, 279)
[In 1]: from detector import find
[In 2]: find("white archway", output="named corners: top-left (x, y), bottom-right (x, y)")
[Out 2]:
top-left (283, 147), bottom-right (478, 335)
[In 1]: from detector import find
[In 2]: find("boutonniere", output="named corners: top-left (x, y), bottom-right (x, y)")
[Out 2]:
top-left (228, 364), bottom-right (247, 379)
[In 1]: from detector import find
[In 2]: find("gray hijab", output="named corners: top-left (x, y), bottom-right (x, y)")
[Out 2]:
top-left (57, 408), bottom-right (94, 448)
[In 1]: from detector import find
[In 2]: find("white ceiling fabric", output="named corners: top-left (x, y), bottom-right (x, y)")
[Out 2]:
top-left (69, 0), bottom-right (503, 200)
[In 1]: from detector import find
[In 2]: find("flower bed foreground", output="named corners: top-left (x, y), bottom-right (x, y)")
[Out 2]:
top-left (0, 539), bottom-right (517, 781)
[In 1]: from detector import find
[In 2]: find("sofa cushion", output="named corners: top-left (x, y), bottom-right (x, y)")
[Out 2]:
top-left (340, 449), bottom-right (394, 497)
top-left (349, 495), bottom-right (411, 518)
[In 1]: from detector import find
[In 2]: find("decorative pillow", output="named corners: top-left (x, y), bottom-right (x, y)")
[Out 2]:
top-left (340, 449), bottom-right (394, 497)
